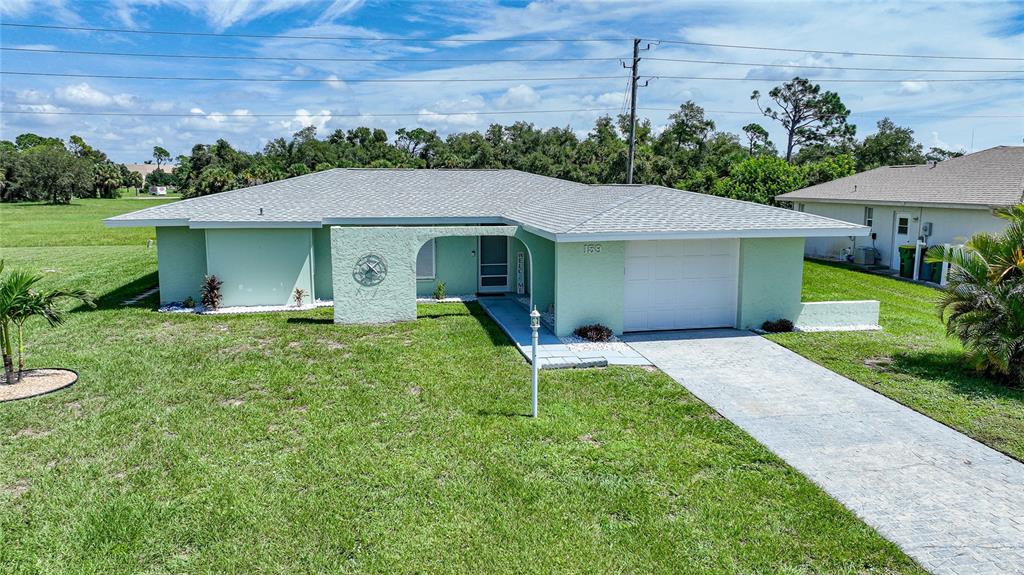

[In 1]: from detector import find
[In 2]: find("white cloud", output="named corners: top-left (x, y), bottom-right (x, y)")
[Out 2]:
top-left (417, 109), bottom-right (479, 127)
top-left (0, 0), bottom-right (81, 24)
top-left (896, 81), bottom-right (931, 95)
top-left (11, 44), bottom-right (60, 51)
top-left (180, 108), bottom-right (258, 133)
top-left (14, 89), bottom-right (50, 104)
top-left (496, 85), bottom-right (541, 108)
top-left (279, 109), bottom-right (332, 132)
top-left (579, 92), bottom-right (625, 107)
top-left (110, 0), bottom-right (366, 31)
top-left (13, 104), bottom-right (70, 125)
top-left (54, 83), bottom-right (136, 108)
top-left (324, 75), bottom-right (347, 91)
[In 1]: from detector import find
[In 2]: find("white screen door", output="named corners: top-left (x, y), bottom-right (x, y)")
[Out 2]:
top-left (478, 236), bottom-right (509, 292)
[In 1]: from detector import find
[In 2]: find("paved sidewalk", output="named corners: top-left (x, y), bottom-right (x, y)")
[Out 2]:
top-left (478, 297), bottom-right (649, 369)
top-left (624, 329), bottom-right (1024, 575)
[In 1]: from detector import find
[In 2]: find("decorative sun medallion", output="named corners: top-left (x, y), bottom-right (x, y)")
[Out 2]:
top-left (353, 254), bottom-right (388, 286)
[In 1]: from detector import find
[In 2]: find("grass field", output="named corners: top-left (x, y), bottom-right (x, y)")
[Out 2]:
top-left (0, 201), bottom-right (924, 572)
top-left (0, 198), bottom-right (176, 248)
top-left (769, 260), bottom-right (1024, 461)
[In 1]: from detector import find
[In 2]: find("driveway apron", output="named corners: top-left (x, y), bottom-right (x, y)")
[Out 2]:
top-left (624, 329), bottom-right (1024, 575)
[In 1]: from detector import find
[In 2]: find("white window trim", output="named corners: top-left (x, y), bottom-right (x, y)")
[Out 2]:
top-left (864, 206), bottom-right (874, 227)
top-left (416, 238), bottom-right (436, 280)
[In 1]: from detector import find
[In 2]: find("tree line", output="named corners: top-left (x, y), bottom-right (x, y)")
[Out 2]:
top-left (0, 134), bottom-right (145, 204)
top-left (0, 77), bottom-right (962, 205)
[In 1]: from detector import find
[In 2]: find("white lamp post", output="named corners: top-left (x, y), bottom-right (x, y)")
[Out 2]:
top-left (530, 307), bottom-right (540, 418)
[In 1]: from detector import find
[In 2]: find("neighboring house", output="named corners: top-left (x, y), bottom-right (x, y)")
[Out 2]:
top-left (125, 162), bottom-right (177, 180)
top-left (106, 169), bottom-right (875, 335)
top-left (777, 146), bottom-right (1024, 270)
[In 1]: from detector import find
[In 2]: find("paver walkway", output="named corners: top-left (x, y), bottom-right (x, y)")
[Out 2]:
top-left (478, 297), bottom-right (649, 369)
top-left (624, 329), bottom-right (1024, 575)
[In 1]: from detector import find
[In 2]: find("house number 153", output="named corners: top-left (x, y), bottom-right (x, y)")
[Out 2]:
top-left (583, 243), bottom-right (602, 254)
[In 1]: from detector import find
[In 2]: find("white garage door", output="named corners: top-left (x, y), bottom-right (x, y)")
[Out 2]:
top-left (624, 239), bottom-right (739, 331)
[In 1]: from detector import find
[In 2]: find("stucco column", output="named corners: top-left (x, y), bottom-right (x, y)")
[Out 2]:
top-left (331, 225), bottom-right (518, 325)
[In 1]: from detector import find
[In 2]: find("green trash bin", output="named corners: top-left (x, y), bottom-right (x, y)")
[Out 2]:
top-left (928, 256), bottom-right (944, 283)
top-left (918, 246), bottom-right (936, 282)
top-left (898, 245), bottom-right (917, 278)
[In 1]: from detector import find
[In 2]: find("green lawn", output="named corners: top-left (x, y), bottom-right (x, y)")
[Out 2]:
top-left (769, 260), bottom-right (1024, 461)
top-left (0, 198), bottom-right (177, 248)
top-left (0, 203), bottom-right (924, 572)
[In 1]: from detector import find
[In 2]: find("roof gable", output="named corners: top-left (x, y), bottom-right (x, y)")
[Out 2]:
top-left (777, 146), bottom-right (1024, 207)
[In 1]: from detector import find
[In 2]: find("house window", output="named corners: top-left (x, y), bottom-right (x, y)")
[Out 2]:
top-left (864, 207), bottom-right (873, 227)
top-left (897, 217), bottom-right (909, 235)
top-left (416, 239), bottom-right (435, 279)
top-left (796, 203), bottom-right (805, 212)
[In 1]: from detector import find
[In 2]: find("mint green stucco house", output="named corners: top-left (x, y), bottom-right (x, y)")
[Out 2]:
top-left (106, 169), bottom-right (872, 335)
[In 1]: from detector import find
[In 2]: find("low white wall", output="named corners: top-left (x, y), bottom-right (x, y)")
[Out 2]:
top-left (795, 300), bottom-right (880, 332)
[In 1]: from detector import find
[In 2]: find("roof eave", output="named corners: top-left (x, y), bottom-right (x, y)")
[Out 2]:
top-left (773, 196), bottom-right (1004, 210)
top-left (553, 227), bottom-right (869, 242)
top-left (104, 218), bottom-right (189, 228)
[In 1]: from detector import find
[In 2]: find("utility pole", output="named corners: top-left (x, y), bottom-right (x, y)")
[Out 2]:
top-left (625, 38), bottom-right (641, 184)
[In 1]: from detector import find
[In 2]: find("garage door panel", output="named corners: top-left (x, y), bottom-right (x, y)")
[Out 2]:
top-left (654, 257), bottom-right (682, 280)
top-left (625, 256), bottom-right (651, 281)
top-left (624, 239), bottom-right (738, 332)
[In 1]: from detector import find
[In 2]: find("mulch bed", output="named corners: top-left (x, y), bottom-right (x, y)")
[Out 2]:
top-left (0, 369), bottom-right (78, 402)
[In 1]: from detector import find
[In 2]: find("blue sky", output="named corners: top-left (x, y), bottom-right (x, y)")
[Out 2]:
top-left (1, 0), bottom-right (1022, 163)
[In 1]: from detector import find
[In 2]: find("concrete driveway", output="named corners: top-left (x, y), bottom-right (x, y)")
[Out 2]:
top-left (624, 329), bottom-right (1024, 575)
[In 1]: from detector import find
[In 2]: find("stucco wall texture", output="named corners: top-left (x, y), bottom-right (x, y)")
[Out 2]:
top-left (155, 226), bottom-right (207, 304)
top-left (331, 225), bottom-right (518, 325)
top-left (206, 228), bottom-right (314, 307)
top-left (796, 300), bottom-right (881, 330)
top-left (155, 226), bottom-right (869, 335)
top-left (553, 241), bottom-right (625, 336)
top-left (736, 237), bottom-right (806, 329)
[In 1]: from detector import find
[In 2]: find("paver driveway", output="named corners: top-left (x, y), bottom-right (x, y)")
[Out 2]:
top-left (624, 329), bottom-right (1024, 575)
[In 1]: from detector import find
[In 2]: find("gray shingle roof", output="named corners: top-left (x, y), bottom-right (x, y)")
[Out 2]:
top-left (777, 146), bottom-right (1024, 207)
top-left (107, 168), bottom-right (865, 239)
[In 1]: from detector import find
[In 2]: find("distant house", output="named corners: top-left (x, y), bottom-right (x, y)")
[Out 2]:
top-left (124, 162), bottom-right (177, 180)
top-left (776, 146), bottom-right (1023, 271)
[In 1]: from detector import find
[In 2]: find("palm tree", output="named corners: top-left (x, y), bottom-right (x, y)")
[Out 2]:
top-left (926, 206), bottom-right (1024, 385)
top-left (0, 261), bottom-right (95, 384)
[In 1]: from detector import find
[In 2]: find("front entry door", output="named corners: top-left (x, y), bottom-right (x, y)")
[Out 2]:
top-left (890, 212), bottom-right (913, 269)
top-left (478, 236), bottom-right (509, 292)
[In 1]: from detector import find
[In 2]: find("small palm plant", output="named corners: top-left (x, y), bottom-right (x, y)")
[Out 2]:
top-left (200, 275), bottom-right (223, 311)
top-left (926, 206), bottom-right (1024, 385)
top-left (0, 261), bottom-right (95, 384)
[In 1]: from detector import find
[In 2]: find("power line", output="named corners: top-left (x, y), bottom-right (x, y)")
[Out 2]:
top-left (638, 107), bottom-right (1024, 119)
top-left (650, 38), bottom-right (1024, 61)
top-left (4, 70), bottom-right (1020, 85)
top-left (648, 74), bottom-right (1024, 83)
top-left (4, 22), bottom-right (1019, 61)
top-left (0, 22), bottom-right (627, 43)
top-left (0, 108), bottom-right (619, 119)
top-left (3, 107), bottom-right (1019, 121)
top-left (0, 71), bottom-right (628, 83)
top-left (0, 46), bottom-right (627, 63)
top-left (6, 46), bottom-right (1018, 73)
top-left (645, 56), bottom-right (1024, 74)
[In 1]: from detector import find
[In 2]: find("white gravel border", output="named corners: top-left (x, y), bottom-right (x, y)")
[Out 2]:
top-left (415, 295), bottom-right (478, 303)
top-left (159, 300), bottom-right (333, 315)
top-left (559, 333), bottom-right (634, 354)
